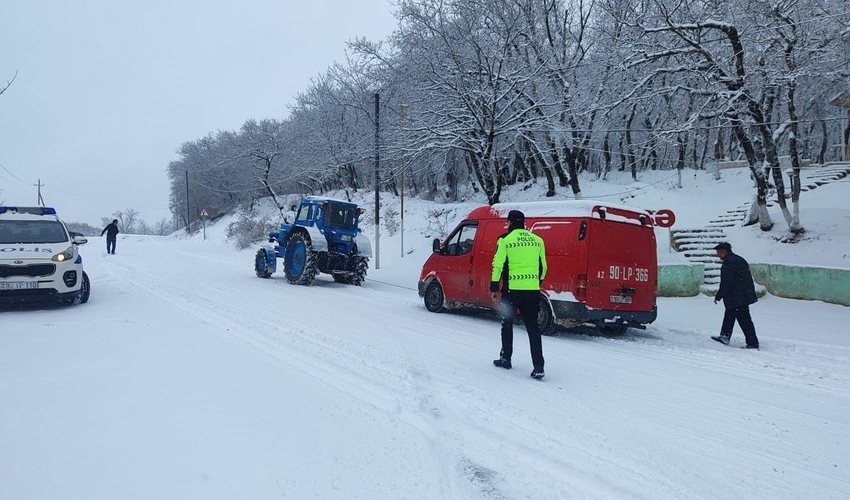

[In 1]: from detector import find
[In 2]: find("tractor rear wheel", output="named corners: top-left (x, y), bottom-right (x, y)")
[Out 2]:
top-left (349, 256), bottom-right (368, 286)
top-left (284, 233), bottom-right (318, 285)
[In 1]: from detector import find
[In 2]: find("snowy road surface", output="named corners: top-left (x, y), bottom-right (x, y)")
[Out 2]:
top-left (2, 233), bottom-right (849, 500)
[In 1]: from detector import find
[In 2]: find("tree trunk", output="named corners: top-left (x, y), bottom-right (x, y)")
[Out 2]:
top-left (786, 83), bottom-right (804, 234)
top-left (729, 117), bottom-right (773, 230)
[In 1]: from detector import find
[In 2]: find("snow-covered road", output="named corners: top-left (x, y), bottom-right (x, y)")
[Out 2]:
top-left (2, 233), bottom-right (849, 500)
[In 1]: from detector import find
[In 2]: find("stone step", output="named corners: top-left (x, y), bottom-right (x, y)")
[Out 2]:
top-left (669, 163), bottom-right (850, 288)
top-left (672, 235), bottom-right (727, 243)
top-left (712, 216), bottom-right (744, 222)
top-left (686, 257), bottom-right (720, 264)
top-left (674, 241), bottom-right (726, 249)
top-left (682, 253), bottom-right (721, 260)
top-left (678, 243), bottom-right (724, 251)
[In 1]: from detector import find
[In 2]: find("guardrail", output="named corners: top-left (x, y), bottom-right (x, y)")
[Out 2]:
top-left (708, 156), bottom-right (813, 180)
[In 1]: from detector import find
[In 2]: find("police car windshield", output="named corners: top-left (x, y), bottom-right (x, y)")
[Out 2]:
top-left (0, 220), bottom-right (69, 244)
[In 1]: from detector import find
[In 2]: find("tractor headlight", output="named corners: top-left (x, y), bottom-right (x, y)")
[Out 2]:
top-left (52, 246), bottom-right (75, 262)
top-left (340, 234), bottom-right (352, 241)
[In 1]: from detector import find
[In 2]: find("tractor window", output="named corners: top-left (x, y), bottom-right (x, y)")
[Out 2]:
top-left (295, 204), bottom-right (313, 223)
top-left (329, 206), bottom-right (357, 230)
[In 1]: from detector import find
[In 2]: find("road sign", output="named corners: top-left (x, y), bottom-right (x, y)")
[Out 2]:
top-left (648, 209), bottom-right (676, 228)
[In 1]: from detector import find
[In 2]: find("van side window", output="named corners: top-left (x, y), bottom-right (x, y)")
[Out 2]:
top-left (445, 223), bottom-right (478, 256)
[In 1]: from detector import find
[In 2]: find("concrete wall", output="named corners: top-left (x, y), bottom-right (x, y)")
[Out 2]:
top-left (750, 264), bottom-right (850, 307)
top-left (658, 263), bottom-right (850, 305)
top-left (658, 264), bottom-right (704, 297)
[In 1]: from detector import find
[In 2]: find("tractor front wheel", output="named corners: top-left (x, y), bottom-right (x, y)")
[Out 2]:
top-left (255, 248), bottom-right (273, 278)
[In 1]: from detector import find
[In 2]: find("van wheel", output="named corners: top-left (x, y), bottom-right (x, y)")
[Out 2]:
top-left (537, 295), bottom-right (556, 335)
top-left (424, 282), bottom-right (445, 312)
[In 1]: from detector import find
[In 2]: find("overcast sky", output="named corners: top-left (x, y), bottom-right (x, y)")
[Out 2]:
top-left (0, 0), bottom-right (397, 226)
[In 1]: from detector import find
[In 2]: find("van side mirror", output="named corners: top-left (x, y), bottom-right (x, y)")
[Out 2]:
top-left (432, 238), bottom-right (442, 253)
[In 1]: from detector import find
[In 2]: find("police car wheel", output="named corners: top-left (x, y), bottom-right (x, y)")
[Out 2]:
top-left (80, 271), bottom-right (91, 304)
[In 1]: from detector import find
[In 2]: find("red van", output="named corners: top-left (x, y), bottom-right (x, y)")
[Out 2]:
top-left (417, 201), bottom-right (658, 334)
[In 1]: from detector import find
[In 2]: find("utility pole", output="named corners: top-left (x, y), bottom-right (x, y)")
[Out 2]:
top-left (185, 171), bottom-right (191, 234)
top-left (399, 103), bottom-right (408, 258)
top-left (34, 179), bottom-right (45, 206)
top-left (374, 92), bottom-right (381, 270)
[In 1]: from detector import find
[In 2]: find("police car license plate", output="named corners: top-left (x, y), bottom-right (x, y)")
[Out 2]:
top-left (0, 281), bottom-right (38, 290)
top-left (610, 295), bottom-right (632, 304)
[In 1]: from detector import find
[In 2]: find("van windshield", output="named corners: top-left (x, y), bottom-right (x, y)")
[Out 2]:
top-left (0, 220), bottom-right (69, 244)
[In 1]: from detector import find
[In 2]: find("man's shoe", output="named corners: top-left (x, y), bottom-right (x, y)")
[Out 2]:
top-left (711, 335), bottom-right (730, 346)
top-left (530, 368), bottom-right (545, 380)
top-left (493, 357), bottom-right (512, 369)
top-left (741, 345), bottom-right (760, 350)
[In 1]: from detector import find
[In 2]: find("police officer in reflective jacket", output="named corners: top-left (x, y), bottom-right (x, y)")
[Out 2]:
top-left (490, 210), bottom-right (548, 379)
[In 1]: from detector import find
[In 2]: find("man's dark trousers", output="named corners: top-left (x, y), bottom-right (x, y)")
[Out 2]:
top-left (721, 305), bottom-right (758, 347)
top-left (500, 289), bottom-right (545, 369)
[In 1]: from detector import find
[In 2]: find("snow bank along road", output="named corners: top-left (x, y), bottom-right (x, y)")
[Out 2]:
top-left (1, 234), bottom-right (848, 500)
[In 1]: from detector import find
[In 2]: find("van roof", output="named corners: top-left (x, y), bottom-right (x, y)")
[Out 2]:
top-left (467, 200), bottom-right (651, 226)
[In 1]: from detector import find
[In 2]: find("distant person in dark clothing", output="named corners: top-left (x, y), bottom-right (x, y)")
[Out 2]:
top-left (711, 242), bottom-right (760, 349)
top-left (490, 210), bottom-right (548, 379)
top-left (101, 219), bottom-right (119, 254)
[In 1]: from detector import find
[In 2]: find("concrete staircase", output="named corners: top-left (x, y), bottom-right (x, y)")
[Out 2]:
top-left (670, 162), bottom-right (850, 293)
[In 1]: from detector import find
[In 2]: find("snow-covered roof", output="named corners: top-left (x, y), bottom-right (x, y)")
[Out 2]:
top-left (469, 200), bottom-right (650, 222)
top-left (302, 196), bottom-right (358, 206)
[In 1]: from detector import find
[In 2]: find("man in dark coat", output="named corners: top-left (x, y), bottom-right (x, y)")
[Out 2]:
top-left (101, 219), bottom-right (119, 254)
top-left (711, 242), bottom-right (760, 349)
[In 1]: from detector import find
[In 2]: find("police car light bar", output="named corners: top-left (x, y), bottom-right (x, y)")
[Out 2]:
top-left (0, 206), bottom-right (58, 215)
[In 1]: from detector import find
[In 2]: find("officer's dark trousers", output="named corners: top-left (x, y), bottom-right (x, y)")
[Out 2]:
top-left (500, 290), bottom-right (545, 369)
top-left (106, 236), bottom-right (116, 254)
top-left (721, 305), bottom-right (759, 347)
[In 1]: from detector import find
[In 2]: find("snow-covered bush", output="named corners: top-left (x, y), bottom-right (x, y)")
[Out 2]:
top-left (383, 207), bottom-right (399, 236)
top-left (226, 209), bottom-right (277, 249)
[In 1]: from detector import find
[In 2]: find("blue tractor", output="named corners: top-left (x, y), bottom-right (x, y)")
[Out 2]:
top-left (254, 196), bottom-right (372, 286)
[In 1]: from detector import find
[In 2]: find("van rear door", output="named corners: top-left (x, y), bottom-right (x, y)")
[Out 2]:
top-left (585, 207), bottom-right (657, 313)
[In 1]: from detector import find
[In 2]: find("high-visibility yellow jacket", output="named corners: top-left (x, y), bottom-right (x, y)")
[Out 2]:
top-left (490, 228), bottom-right (547, 292)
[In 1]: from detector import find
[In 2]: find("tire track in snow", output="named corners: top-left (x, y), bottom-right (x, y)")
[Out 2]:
top-left (99, 251), bottom-right (484, 499)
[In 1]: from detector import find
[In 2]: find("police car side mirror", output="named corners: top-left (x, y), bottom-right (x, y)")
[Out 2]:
top-left (432, 238), bottom-right (442, 254)
top-left (72, 235), bottom-right (88, 245)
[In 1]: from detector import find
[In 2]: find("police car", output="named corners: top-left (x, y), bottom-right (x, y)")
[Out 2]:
top-left (0, 206), bottom-right (90, 306)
